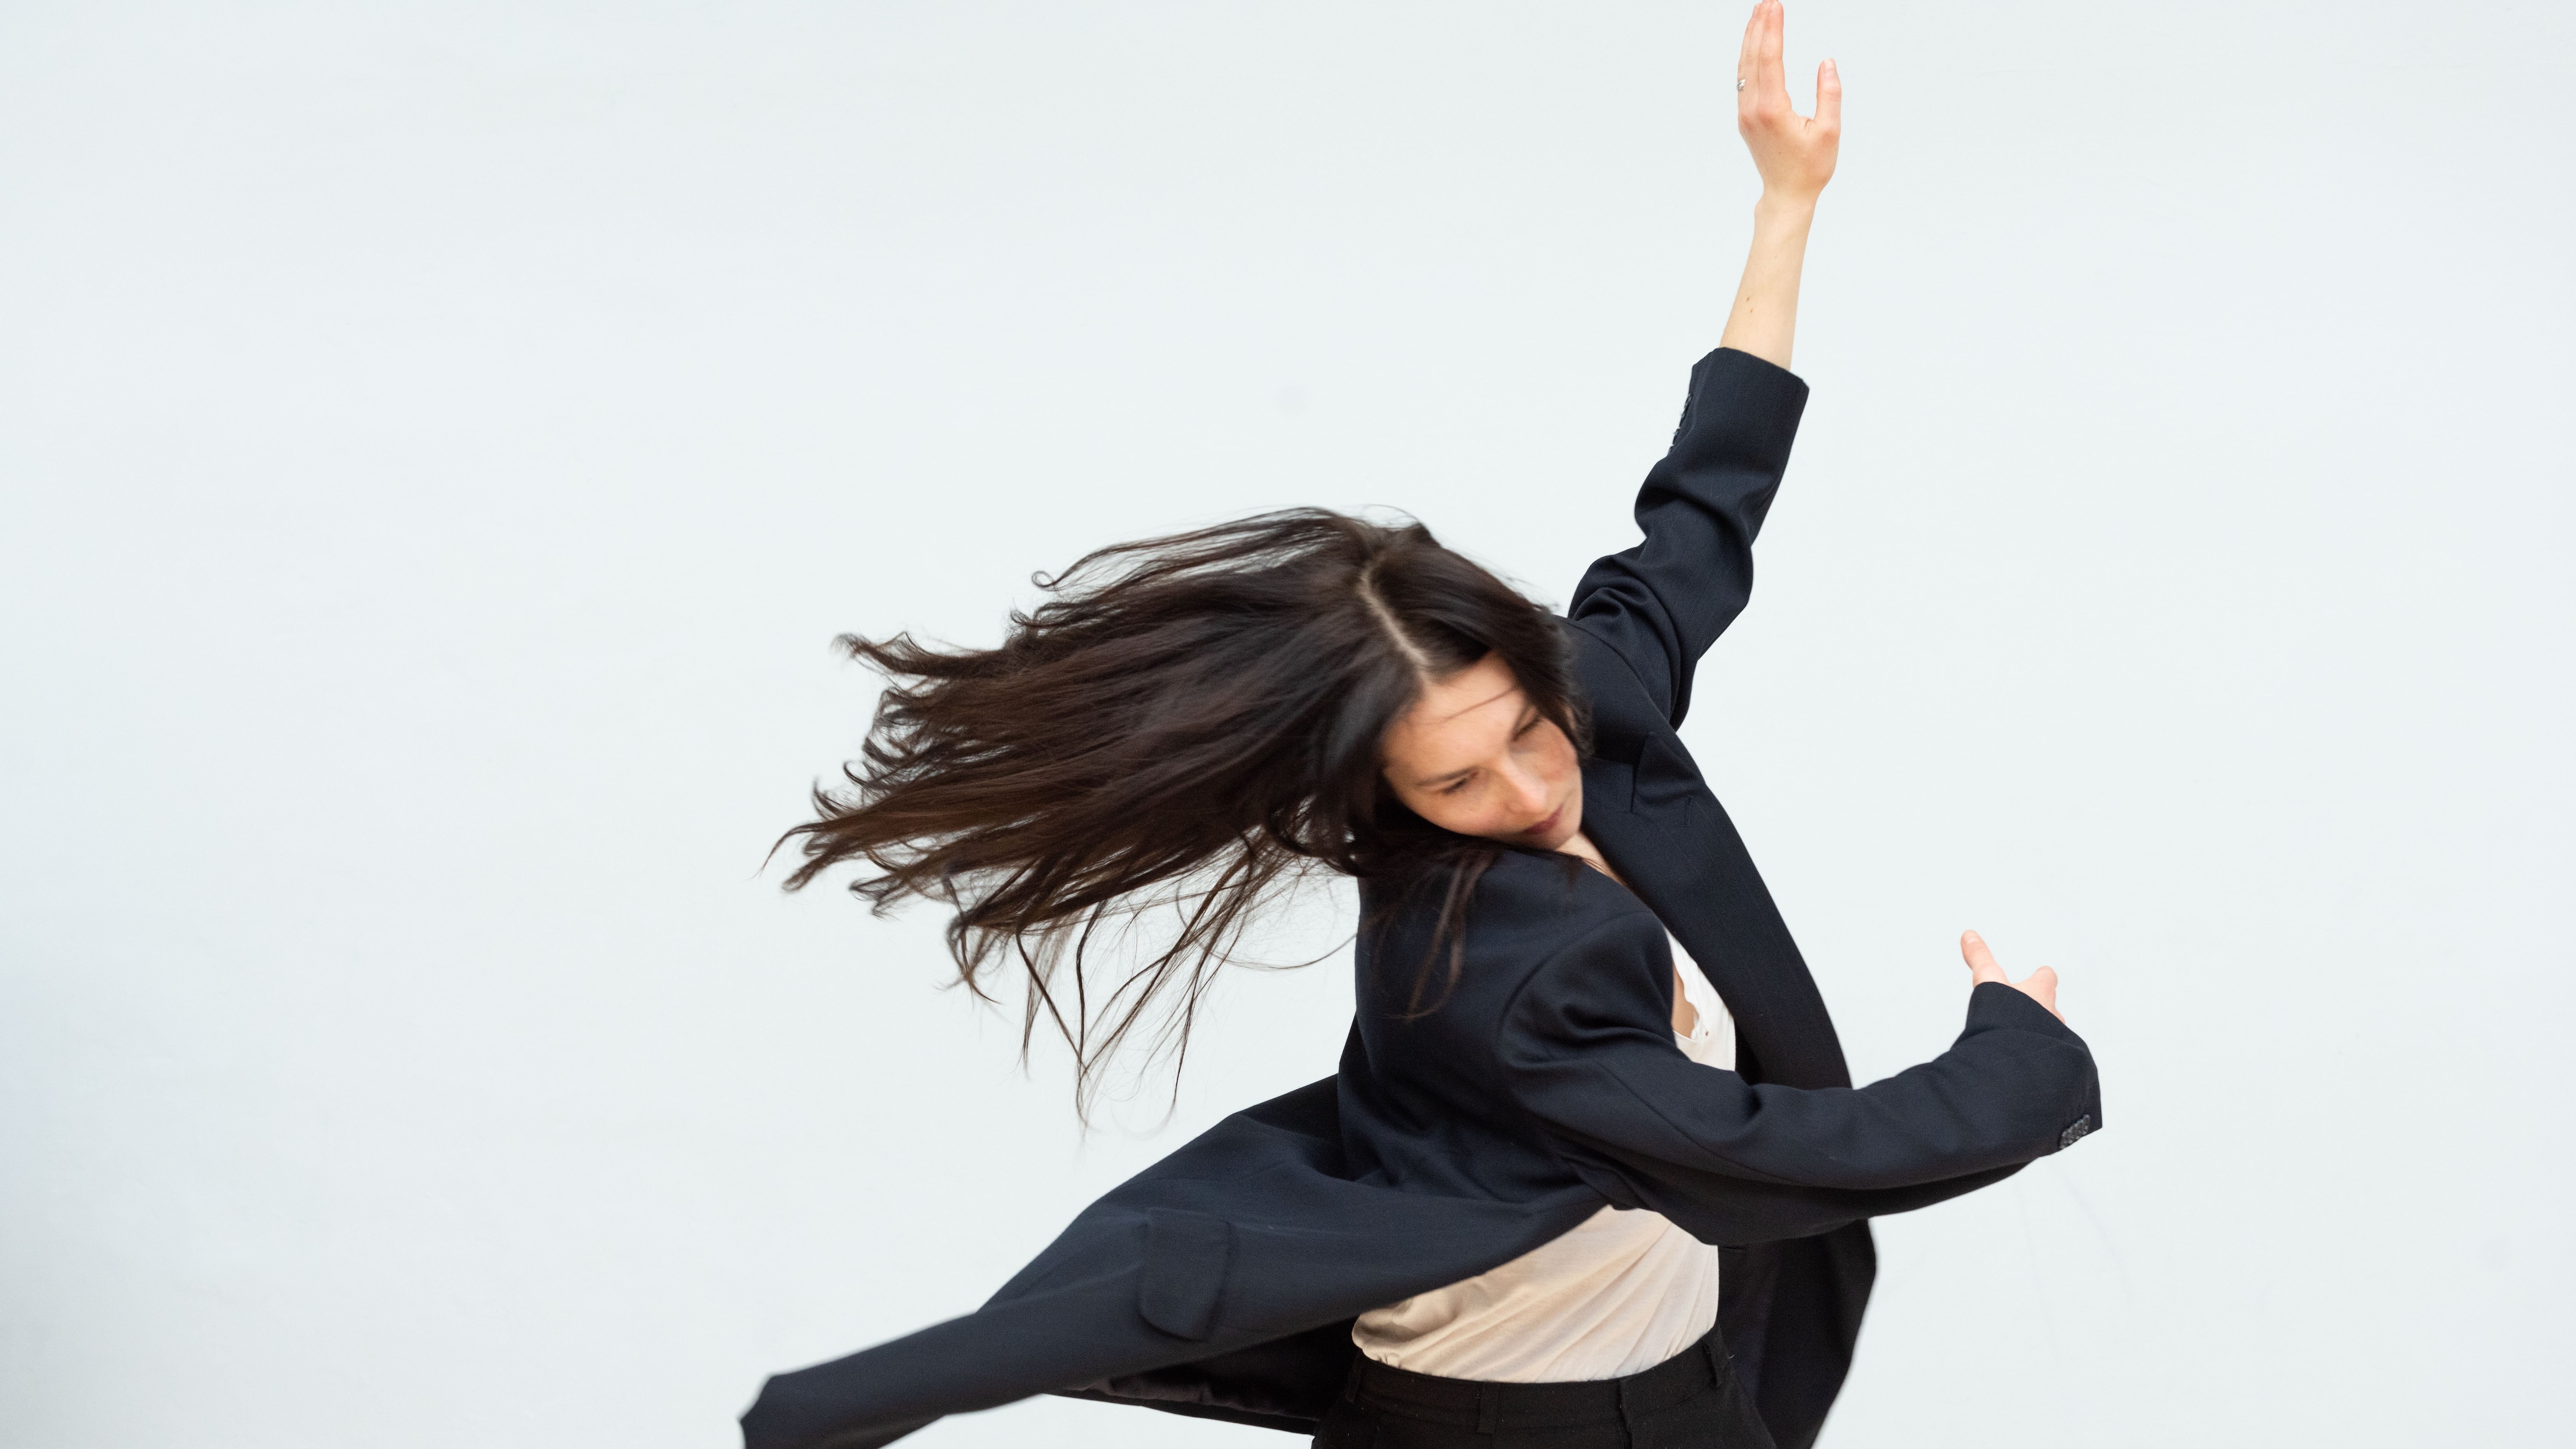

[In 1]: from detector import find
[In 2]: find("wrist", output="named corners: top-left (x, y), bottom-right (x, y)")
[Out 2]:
top-left (1754, 190), bottom-right (1819, 223)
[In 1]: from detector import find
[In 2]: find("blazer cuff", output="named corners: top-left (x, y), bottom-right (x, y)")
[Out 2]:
top-left (1702, 344), bottom-right (1807, 391)
top-left (1964, 980), bottom-right (2083, 1046)
top-left (1671, 346), bottom-right (1810, 474)
top-left (1964, 983), bottom-right (2103, 1151)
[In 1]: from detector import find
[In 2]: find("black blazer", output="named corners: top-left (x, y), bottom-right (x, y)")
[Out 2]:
top-left (742, 348), bottom-right (2103, 1449)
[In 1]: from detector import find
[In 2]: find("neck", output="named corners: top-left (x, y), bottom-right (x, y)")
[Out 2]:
top-left (1556, 831), bottom-right (1625, 887)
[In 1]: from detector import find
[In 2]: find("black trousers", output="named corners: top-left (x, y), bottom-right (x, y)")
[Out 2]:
top-left (1312, 1333), bottom-right (1776, 1449)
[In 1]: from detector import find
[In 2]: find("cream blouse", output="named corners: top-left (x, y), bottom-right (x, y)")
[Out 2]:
top-left (1350, 932), bottom-right (1736, 1382)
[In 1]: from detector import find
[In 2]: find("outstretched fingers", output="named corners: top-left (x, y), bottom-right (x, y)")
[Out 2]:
top-left (1735, 3), bottom-right (1764, 121)
top-left (1961, 929), bottom-right (2007, 987)
top-left (1754, 1), bottom-right (1786, 110)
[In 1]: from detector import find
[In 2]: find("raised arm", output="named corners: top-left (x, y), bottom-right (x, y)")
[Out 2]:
top-left (1565, 3), bottom-right (1842, 726)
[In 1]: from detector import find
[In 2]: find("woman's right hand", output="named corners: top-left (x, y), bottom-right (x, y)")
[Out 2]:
top-left (1962, 930), bottom-right (2064, 1022)
top-left (1717, 2), bottom-right (1836, 369)
top-left (1735, 1), bottom-right (1840, 207)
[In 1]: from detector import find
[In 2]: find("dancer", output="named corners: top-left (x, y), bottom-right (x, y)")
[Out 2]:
top-left (744, 6), bottom-right (2097, 1447)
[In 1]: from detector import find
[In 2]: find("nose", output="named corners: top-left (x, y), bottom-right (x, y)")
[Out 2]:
top-left (1499, 762), bottom-right (1550, 819)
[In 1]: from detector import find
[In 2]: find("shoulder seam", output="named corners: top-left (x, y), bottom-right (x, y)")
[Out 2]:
top-left (1490, 903), bottom-right (1665, 1065)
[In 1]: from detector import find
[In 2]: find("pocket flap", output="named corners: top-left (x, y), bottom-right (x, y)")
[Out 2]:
top-left (1137, 1208), bottom-right (1233, 1342)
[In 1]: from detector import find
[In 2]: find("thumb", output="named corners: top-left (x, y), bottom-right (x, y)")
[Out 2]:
top-left (1961, 929), bottom-right (2007, 986)
top-left (1816, 58), bottom-right (1841, 131)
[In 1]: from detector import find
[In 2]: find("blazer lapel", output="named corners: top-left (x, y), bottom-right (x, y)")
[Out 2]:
top-left (1580, 742), bottom-right (1853, 1091)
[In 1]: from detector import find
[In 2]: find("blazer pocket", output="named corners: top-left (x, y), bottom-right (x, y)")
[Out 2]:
top-left (1634, 736), bottom-right (1701, 826)
top-left (1583, 736), bottom-right (1643, 814)
top-left (1137, 1208), bottom-right (1233, 1342)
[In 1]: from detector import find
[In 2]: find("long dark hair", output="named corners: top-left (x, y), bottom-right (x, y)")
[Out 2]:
top-left (778, 508), bottom-right (1587, 1115)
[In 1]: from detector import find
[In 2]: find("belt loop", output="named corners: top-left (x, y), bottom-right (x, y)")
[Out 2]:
top-left (1703, 1332), bottom-right (1727, 1390)
top-left (1475, 1383), bottom-right (1498, 1436)
top-left (1616, 1375), bottom-right (1637, 1447)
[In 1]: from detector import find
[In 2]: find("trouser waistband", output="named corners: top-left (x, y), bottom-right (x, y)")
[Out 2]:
top-left (1341, 1331), bottom-right (1737, 1433)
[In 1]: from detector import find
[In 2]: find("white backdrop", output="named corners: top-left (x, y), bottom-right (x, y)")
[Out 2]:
top-left (3, 3), bottom-right (2570, 1445)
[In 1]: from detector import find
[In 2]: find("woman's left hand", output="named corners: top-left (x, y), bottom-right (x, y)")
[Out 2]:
top-left (1962, 930), bottom-right (2065, 1023)
top-left (1735, 1), bottom-right (1840, 206)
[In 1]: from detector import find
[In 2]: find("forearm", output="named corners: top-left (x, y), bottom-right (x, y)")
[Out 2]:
top-left (1565, 346), bottom-right (1807, 724)
top-left (1569, 1016), bottom-right (2094, 1192)
top-left (1717, 194), bottom-right (1817, 371)
top-left (1503, 919), bottom-right (2101, 1194)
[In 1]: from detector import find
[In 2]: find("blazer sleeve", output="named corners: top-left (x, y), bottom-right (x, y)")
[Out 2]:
top-left (1496, 914), bottom-right (2103, 1245)
top-left (1566, 346), bottom-right (1809, 728)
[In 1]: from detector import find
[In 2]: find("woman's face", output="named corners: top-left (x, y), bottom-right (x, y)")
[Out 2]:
top-left (1380, 653), bottom-right (1584, 850)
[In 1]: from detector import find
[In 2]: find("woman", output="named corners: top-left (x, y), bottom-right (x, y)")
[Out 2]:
top-left (744, 7), bottom-right (2098, 1447)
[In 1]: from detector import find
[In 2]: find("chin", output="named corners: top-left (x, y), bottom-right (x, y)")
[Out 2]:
top-left (1523, 803), bottom-right (1580, 850)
